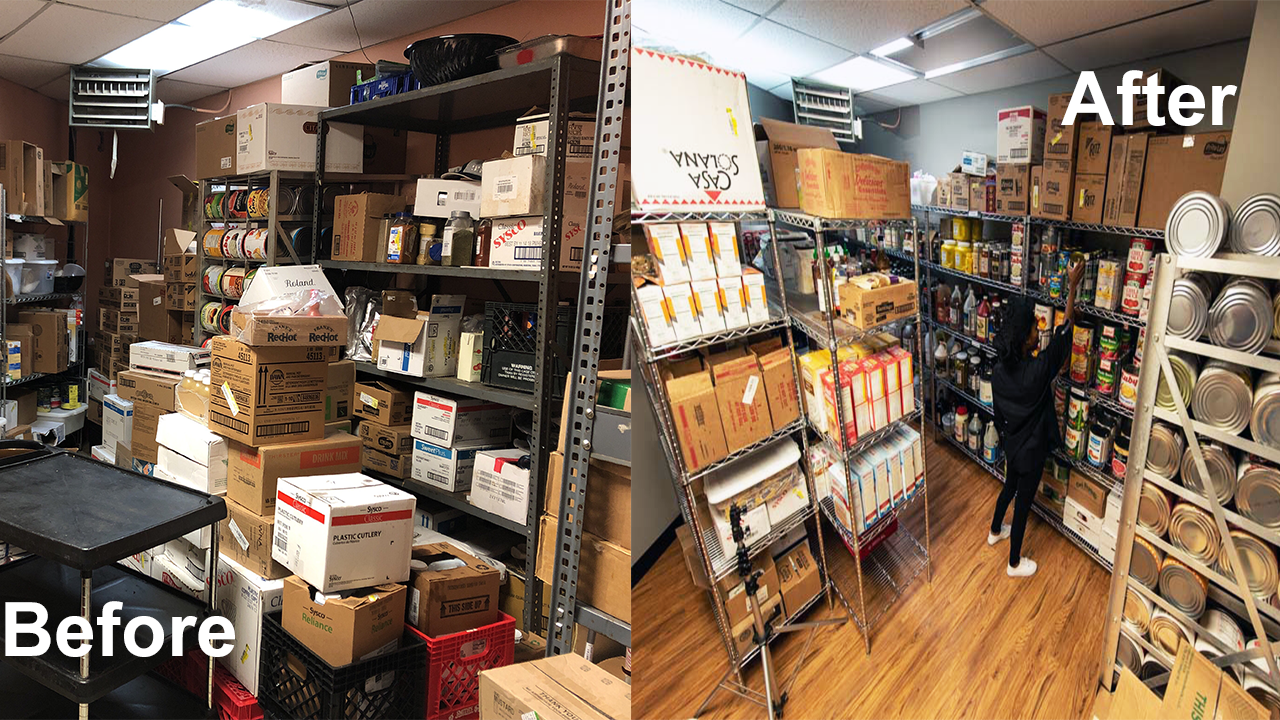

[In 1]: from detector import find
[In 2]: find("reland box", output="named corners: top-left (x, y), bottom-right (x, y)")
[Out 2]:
top-left (220, 500), bottom-right (289, 580)
top-left (411, 438), bottom-right (501, 492)
top-left (373, 295), bottom-right (464, 378)
top-left (1137, 131), bottom-right (1231, 229)
top-left (326, 359), bottom-right (354, 422)
top-left (228, 265), bottom-right (348, 347)
top-left (281, 60), bottom-right (373, 107)
top-left (355, 381), bottom-right (413, 425)
top-left (479, 654), bottom-right (631, 720)
top-left (797, 148), bottom-right (909, 219)
top-left (661, 357), bottom-right (728, 472)
top-left (331, 193), bottom-right (404, 262)
top-left (359, 421), bottom-right (413, 455)
top-left (1075, 121), bottom-right (1112, 176)
top-left (837, 277), bottom-right (918, 330)
top-left (633, 48), bottom-right (765, 213)
top-left (361, 445), bottom-right (411, 479)
top-left (18, 310), bottom-right (66, 374)
top-left (536, 514), bottom-right (630, 623)
top-left (195, 115), bottom-right (237, 180)
top-left (217, 556), bottom-right (284, 696)
top-left (52, 161), bottom-right (88, 223)
top-left (481, 154), bottom-right (546, 218)
top-left (1032, 160), bottom-right (1074, 221)
top-left (412, 178), bottom-right (481, 219)
top-left (130, 341), bottom-right (209, 375)
top-left (1044, 93), bottom-right (1079, 162)
top-left (546, 451), bottom-right (631, 550)
top-left (209, 337), bottom-right (328, 447)
top-left (406, 542), bottom-right (500, 637)
top-left (411, 391), bottom-right (512, 447)
top-left (281, 575), bottom-right (406, 669)
top-left (1072, 174), bottom-right (1106, 224)
top-left (235, 103), bottom-right (363, 174)
top-left (754, 118), bottom-right (839, 208)
top-left (995, 164), bottom-right (1030, 214)
top-left (272, 473), bottom-right (415, 593)
top-left (996, 105), bottom-right (1046, 164)
top-left (470, 449), bottom-right (531, 525)
top-left (108, 259), bottom-right (158, 287)
top-left (706, 347), bottom-right (772, 451)
top-left (227, 429), bottom-right (362, 515)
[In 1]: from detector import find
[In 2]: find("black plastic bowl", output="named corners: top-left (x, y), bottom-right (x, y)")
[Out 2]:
top-left (404, 34), bottom-right (518, 87)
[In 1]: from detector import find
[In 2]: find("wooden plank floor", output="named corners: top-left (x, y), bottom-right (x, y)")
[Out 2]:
top-left (634, 432), bottom-right (1111, 719)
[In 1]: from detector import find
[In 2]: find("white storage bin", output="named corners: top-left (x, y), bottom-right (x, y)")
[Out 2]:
top-left (21, 259), bottom-right (56, 295)
top-left (704, 438), bottom-right (802, 556)
top-left (1, 258), bottom-right (22, 294)
top-left (44, 405), bottom-right (87, 435)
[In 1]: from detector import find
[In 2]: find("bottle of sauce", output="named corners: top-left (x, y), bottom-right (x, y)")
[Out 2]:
top-left (976, 294), bottom-right (991, 342)
top-left (935, 282), bottom-right (951, 325)
top-left (980, 361), bottom-right (994, 406)
top-left (955, 405), bottom-right (969, 445)
top-left (950, 284), bottom-right (962, 330)
top-left (983, 421), bottom-right (1000, 464)
top-left (934, 337), bottom-right (950, 381)
top-left (473, 219), bottom-right (493, 267)
top-left (963, 286), bottom-right (978, 336)
top-left (968, 414), bottom-right (983, 452)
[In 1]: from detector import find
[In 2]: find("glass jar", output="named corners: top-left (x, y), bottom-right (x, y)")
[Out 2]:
top-left (953, 351), bottom-right (970, 388)
top-left (385, 213), bottom-right (419, 264)
top-left (441, 211), bottom-right (475, 266)
top-left (969, 354), bottom-right (982, 395)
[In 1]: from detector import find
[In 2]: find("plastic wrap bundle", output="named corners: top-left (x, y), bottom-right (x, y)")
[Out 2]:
top-left (345, 286), bottom-right (378, 362)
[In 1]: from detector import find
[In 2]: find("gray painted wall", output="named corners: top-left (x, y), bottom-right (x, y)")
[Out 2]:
top-left (748, 81), bottom-right (796, 123)
top-left (1222, 5), bottom-right (1279, 205)
top-left (860, 40), bottom-right (1250, 180)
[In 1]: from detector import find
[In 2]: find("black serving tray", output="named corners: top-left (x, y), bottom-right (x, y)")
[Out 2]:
top-left (0, 446), bottom-right (225, 569)
top-left (0, 556), bottom-right (208, 703)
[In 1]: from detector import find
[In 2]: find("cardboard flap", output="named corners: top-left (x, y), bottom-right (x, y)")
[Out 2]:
top-left (534, 655), bottom-right (633, 720)
top-left (126, 273), bottom-right (165, 288)
top-left (164, 228), bottom-right (197, 255)
top-left (755, 117), bottom-right (839, 149)
top-left (373, 314), bottom-right (425, 344)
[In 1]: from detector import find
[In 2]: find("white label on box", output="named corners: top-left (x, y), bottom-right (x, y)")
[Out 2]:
top-left (229, 519), bottom-right (250, 551)
top-left (220, 157), bottom-right (232, 169)
top-left (494, 174), bottom-right (518, 200)
top-left (742, 375), bottom-right (759, 405)
top-left (360, 392), bottom-right (378, 409)
top-left (1183, 135), bottom-right (1195, 148)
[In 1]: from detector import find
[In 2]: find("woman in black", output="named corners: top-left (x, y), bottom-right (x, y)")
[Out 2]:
top-left (987, 260), bottom-right (1084, 577)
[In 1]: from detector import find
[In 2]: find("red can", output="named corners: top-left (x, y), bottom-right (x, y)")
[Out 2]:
top-left (1126, 237), bottom-right (1155, 275)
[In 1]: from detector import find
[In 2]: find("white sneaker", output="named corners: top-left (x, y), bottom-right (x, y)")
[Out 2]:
top-left (987, 524), bottom-right (1011, 546)
top-left (1007, 558), bottom-right (1038, 577)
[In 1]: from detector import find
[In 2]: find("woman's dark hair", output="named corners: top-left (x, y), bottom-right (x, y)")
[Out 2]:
top-left (994, 296), bottom-right (1036, 364)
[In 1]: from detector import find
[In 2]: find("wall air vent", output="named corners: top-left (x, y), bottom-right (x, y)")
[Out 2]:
top-left (791, 78), bottom-right (855, 145)
top-left (69, 67), bottom-right (155, 130)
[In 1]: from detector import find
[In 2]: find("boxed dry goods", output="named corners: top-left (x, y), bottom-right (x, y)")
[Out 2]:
top-left (996, 105), bottom-right (1046, 164)
top-left (52, 161), bottom-right (88, 223)
top-left (1137, 131), bottom-right (1231, 229)
top-left (235, 103), bottom-right (363, 174)
top-left (195, 115), bottom-right (237, 180)
top-left (1127, 68), bottom-right (1187, 131)
top-left (546, 451), bottom-right (631, 550)
top-left (946, 171), bottom-right (969, 211)
top-left (1075, 122), bottom-right (1113, 176)
top-left (481, 154), bottom-right (546, 218)
top-left (797, 148), bottom-right (910, 219)
top-left (1043, 93), bottom-right (1078, 162)
top-left (226, 429), bottom-right (361, 515)
top-left (750, 339), bottom-right (800, 432)
top-left (19, 310), bottom-right (66, 373)
top-left (108, 259), bottom-right (158, 287)
top-left (229, 265), bottom-right (347, 347)
top-left (373, 295), bottom-right (463, 378)
top-left (355, 381), bottom-right (413, 425)
top-left (331, 193), bottom-right (404, 262)
top-left (359, 421), bottom-right (413, 455)
top-left (536, 514), bottom-right (630, 622)
top-left (163, 228), bottom-right (198, 283)
top-left (718, 555), bottom-right (777, 626)
top-left (281, 575), bottom-right (406, 668)
top-left (411, 391), bottom-right (511, 447)
top-left (281, 60), bottom-right (373, 107)
top-left (513, 110), bottom-right (595, 159)
top-left (488, 215), bottom-right (543, 269)
top-left (272, 473), bottom-right (415, 593)
top-left (1072, 174), bottom-right (1106, 224)
top-left (221, 500), bottom-right (289, 580)
top-left (411, 438), bottom-right (501, 492)
top-left (130, 341), bottom-right (209, 375)
top-left (1103, 133), bottom-right (1150, 227)
top-left (754, 118), bottom-right (839, 208)
top-left (209, 337), bottom-right (328, 446)
top-left (217, 556), bottom-right (283, 696)
top-left (995, 164), bottom-right (1030, 214)
top-left (777, 541), bottom-right (822, 618)
top-left (406, 542), bottom-right (500, 637)
top-left (156, 412), bottom-right (227, 495)
top-left (837, 275), bottom-right (917, 330)
top-left (661, 357), bottom-right (728, 472)
top-left (100, 307), bottom-right (138, 336)
top-left (1032, 160), bottom-right (1074, 221)
top-left (707, 347), bottom-right (772, 450)
top-left (117, 369), bottom-right (179, 411)
top-left (0, 141), bottom-right (43, 215)
top-left (470, 449), bottom-right (531, 524)
top-left (326, 359), bottom-right (354, 422)
top-left (5, 324), bottom-right (31, 377)
top-left (99, 286), bottom-right (139, 312)
top-left (165, 283), bottom-right (197, 312)
top-left (479, 654), bottom-right (631, 720)
top-left (361, 445), bottom-right (412, 479)
top-left (103, 394), bottom-right (133, 451)
top-left (412, 178), bottom-right (481, 218)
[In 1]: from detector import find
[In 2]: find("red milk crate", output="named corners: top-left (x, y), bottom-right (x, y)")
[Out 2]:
top-left (407, 612), bottom-right (516, 720)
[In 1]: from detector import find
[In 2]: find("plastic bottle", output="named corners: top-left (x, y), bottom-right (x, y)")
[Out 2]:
top-left (955, 405), bottom-right (969, 445)
top-left (983, 421), bottom-right (1000, 463)
top-left (976, 294), bottom-right (991, 342)
top-left (935, 282), bottom-right (950, 325)
top-left (968, 413), bottom-right (982, 452)
top-left (934, 337), bottom-right (949, 381)
top-left (980, 361), bottom-right (994, 406)
top-left (963, 286), bottom-right (977, 336)
top-left (949, 284), bottom-right (962, 330)
top-left (385, 213), bottom-right (419, 264)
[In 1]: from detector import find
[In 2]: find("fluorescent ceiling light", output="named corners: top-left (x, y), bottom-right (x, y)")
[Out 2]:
top-left (811, 56), bottom-right (918, 92)
top-left (871, 37), bottom-right (913, 57)
top-left (93, 0), bottom-right (329, 75)
top-left (924, 44), bottom-right (1036, 79)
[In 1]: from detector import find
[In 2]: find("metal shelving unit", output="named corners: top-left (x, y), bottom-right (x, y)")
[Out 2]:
top-left (1099, 252), bottom-right (1280, 696)
top-left (768, 208), bottom-right (931, 654)
top-left (314, 45), bottom-right (604, 642)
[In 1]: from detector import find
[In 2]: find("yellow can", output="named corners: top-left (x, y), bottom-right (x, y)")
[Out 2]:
top-left (956, 241), bottom-right (973, 274)
top-left (941, 240), bottom-right (956, 269)
top-left (953, 217), bottom-right (970, 242)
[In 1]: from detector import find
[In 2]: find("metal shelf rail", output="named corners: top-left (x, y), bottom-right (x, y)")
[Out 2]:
top-left (769, 208), bottom-right (932, 654)
top-left (1098, 252), bottom-right (1280, 696)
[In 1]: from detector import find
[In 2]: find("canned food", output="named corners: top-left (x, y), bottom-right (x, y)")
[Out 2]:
top-left (243, 228), bottom-right (269, 260)
top-left (1064, 425), bottom-right (1086, 460)
top-left (1086, 418), bottom-right (1114, 468)
top-left (1070, 321), bottom-right (1095, 384)
top-left (1179, 441), bottom-right (1237, 505)
top-left (1127, 237), bottom-right (1156, 275)
top-left (201, 302), bottom-right (222, 332)
top-left (1219, 529), bottom-right (1279, 598)
top-left (1209, 277), bottom-right (1274, 354)
top-left (1122, 587), bottom-right (1153, 637)
top-left (218, 304), bottom-right (234, 335)
top-left (37, 386), bottom-right (52, 412)
top-left (1095, 356), bottom-right (1119, 396)
top-left (1067, 387), bottom-right (1091, 431)
top-left (1251, 373), bottom-right (1280, 447)
top-left (1147, 422), bottom-right (1185, 478)
top-left (1138, 482), bottom-right (1172, 537)
top-left (202, 265), bottom-right (225, 295)
top-left (1112, 431), bottom-right (1130, 480)
top-left (1160, 554), bottom-right (1209, 620)
top-left (1199, 609), bottom-right (1246, 658)
top-left (1167, 191), bottom-right (1231, 258)
top-left (1168, 273), bottom-right (1216, 340)
top-left (1170, 502), bottom-right (1221, 566)
top-left (222, 228), bottom-right (247, 259)
top-left (1149, 609), bottom-right (1194, 656)
top-left (202, 229), bottom-right (227, 258)
top-left (1156, 351), bottom-right (1198, 412)
top-left (1192, 361), bottom-right (1253, 434)
top-left (1118, 365), bottom-right (1140, 409)
top-left (221, 267), bottom-right (249, 298)
top-left (1131, 534), bottom-right (1165, 589)
top-left (1117, 632), bottom-right (1142, 674)
top-left (1095, 258), bottom-right (1122, 311)
top-left (1237, 462), bottom-right (1280, 529)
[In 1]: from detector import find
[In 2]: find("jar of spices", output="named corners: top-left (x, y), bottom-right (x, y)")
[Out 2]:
top-left (385, 213), bottom-right (419, 264)
top-left (441, 211), bottom-right (475, 266)
top-left (418, 219), bottom-right (442, 265)
top-left (954, 351), bottom-right (970, 388)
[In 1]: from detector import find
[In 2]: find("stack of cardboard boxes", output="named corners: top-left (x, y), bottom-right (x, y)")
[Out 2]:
top-left (0, 141), bottom-right (88, 222)
top-left (96, 261), bottom-right (158, 383)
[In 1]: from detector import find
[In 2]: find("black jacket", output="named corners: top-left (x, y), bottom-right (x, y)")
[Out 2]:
top-left (993, 323), bottom-right (1072, 473)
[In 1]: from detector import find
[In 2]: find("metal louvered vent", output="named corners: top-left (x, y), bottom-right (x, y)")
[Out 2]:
top-left (791, 78), bottom-right (855, 145)
top-left (69, 67), bottom-right (155, 130)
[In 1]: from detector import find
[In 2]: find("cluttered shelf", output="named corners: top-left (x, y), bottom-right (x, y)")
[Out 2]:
top-left (5, 361), bottom-right (83, 386)
top-left (4, 214), bottom-right (82, 226)
top-left (1054, 375), bottom-right (1134, 420)
top-left (788, 291), bottom-right (913, 349)
top-left (920, 259), bottom-right (1025, 296)
top-left (639, 315), bottom-right (790, 364)
top-left (911, 205), bottom-right (1027, 225)
top-left (4, 291), bottom-right (78, 305)
top-left (319, 259), bottom-right (539, 282)
top-left (631, 210), bottom-right (768, 225)
top-left (770, 208), bottom-right (915, 232)
top-left (924, 317), bottom-right (996, 356)
top-left (911, 204), bottom-right (1166, 239)
top-left (352, 361), bottom-right (540, 412)
top-left (811, 408), bottom-right (925, 465)
top-left (365, 470), bottom-right (525, 535)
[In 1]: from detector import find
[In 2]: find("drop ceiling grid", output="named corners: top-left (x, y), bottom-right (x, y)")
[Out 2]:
top-left (863, 78), bottom-right (962, 106)
top-left (980, 0), bottom-right (1201, 48)
top-left (0, 52), bottom-right (67, 89)
top-left (0, 2), bottom-right (160, 64)
top-left (928, 49), bottom-right (1069, 95)
top-left (268, 0), bottom-right (515, 55)
top-left (0, 0), bottom-right (48, 41)
top-left (55, 0), bottom-right (207, 24)
top-left (164, 39), bottom-right (339, 87)
top-left (765, 0), bottom-right (970, 52)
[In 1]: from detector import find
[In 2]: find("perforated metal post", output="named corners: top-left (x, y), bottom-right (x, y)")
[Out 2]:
top-left (547, 0), bottom-right (629, 656)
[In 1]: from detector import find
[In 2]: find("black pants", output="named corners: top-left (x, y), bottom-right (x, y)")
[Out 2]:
top-left (990, 461), bottom-right (1042, 566)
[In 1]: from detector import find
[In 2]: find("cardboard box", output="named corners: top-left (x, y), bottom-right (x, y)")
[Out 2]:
top-left (1102, 135), bottom-right (1130, 226)
top-left (797, 149), bottom-right (909, 219)
top-left (1076, 122), bottom-right (1113, 176)
top-left (478, 654), bottom-right (631, 720)
top-left (52, 161), bottom-right (88, 223)
top-left (235, 103), bottom-right (362, 174)
top-left (1109, 667), bottom-right (1163, 719)
top-left (1128, 68), bottom-right (1187, 131)
top-left (481, 154), bottom-right (546, 218)
top-left (217, 556), bottom-right (283, 696)
top-left (546, 451), bottom-right (631, 550)
top-left (718, 555), bottom-right (778, 627)
top-left (361, 445), bottom-right (412, 479)
top-left (373, 296), bottom-right (463, 378)
top-left (136, 277), bottom-right (171, 343)
top-left (331, 193), bottom-right (404, 262)
top-left (1033, 160), bottom-right (1074, 221)
top-left (995, 164), bottom-right (1030, 214)
top-left (1161, 640), bottom-right (1268, 720)
top-left (470, 449), bottom-right (532, 525)
top-left (108, 259), bottom-right (158, 287)
top-left (228, 264), bottom-right (347, 346)
top-left (100, 308), bottom-right (138, 336)
top-left (117, 369), bottom-right (179, 411)
top-left (129, 404), bottom-right (165, 464)
top-left (0, 141), bottom-right (42, 215)
top-left (359, 421), bottom-right (413, 455)
top-left (536, 516), bottom-right (630, 623)
top-left (411, 391), bottom-right (511, 448)
top-left (5, 323), bottom-right (32, 378)
top-left (411, 438), bottom-right (500, 492)
top-left (642, 224), bottom-right (689, 285)
top-left (996, 105), bottom-right (1046, 164)
top-left (156, 412), bottom-right (226, 493)
top-left (355, 381), bottom-right (413, 425)
top-left (227, 430), bottom-right (362, 515)
top-left (1073, 174), bottom-right (1107, 224)
top-left (1137, 131), bottom-right (1231, 229)
top-left (326, 359), bottom-right (354, 423)
top-left (1043, 93), bottom-right (1079, 162)
top-left (838, 277), bottom-right (917, 330)
top-left (412, 178), bottom-right (481, 218)
top-left (282, 575), bottom-right (405, 668)
top-left (195, 116), bottom-right (237, 179)
top-left (1068, 470), bottom-right (1108, 519)
top-left (99, 286), bottom-right (139, 312)
top-left (947, 172), bottom-right (969, 211)
top-left (158, 440), bottom-right (227, 494)
top-left (220, 500), bottom-right (289, 580)
top-left (707, 347), bottom-right (772, 450)
top-left (961, 150), bottom-right (990, 176)
top-left (486, 215), bottom-right (543, 269)
top-left (103, 394), bottom-right (133, 451)
top-left (162, 228), bottom-right (198, 283)
top-left (281, 60), bottom-right (373, 107)
top-left (209, 337), bottom-right (328, 447)
top-left (777, 541), bottom-right (822, 618)
top-left (1117, 134), bottom-right (1150, 228)
top-left (753, 343), bottom-right (799, 432)
top-left (662, 357), bottom-right (728, 472)
top-left (406, 542), bottom-right (501, 637)
top-left (18, 310), bottom-right (66, 374)
top-left (513, 111), bottom-right (595, 159)
top-left (457, 331), bottom-right (483, 383)
top-left (164, 283), bottom-right (196, 312)
top-left (273, 473), bottom-right (415, 593)
top-left (754, 118), bottom-right (839, 208)
top-left (969, 176), bottom-right (993, 213)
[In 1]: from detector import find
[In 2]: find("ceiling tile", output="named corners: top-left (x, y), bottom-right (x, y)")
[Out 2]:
top-left (0, 1), bottom-right (47, 39)
top-left (766, 0), bottom-right (969, 53)
top-left (769, 81), bottom-right (794, 101)
top-left (712, 19), bottom-right (850, 88)
top-left (0, 3), bottom-right (159, 64)
top-left (154, 78), bottom-right (227, 105)
top-left (1042, 0), bottom-right (1257, 72)
top-left (269, 0), bottom-right (513, 53)
top-left (981, 0), bottom-right (1198, 46)
top-left (721, 0), bottom-right (781, 15)
top-left (37, 72), bottom-right (68, 101)
top-left (634, 0), bottom-right (762, 50)
top-left (56, 0), bottom-right (205, 23)
top-left (931, 49), bottom-right (1069, 94)
top-left (0, 52), bottom-right (69, 89)
top-left (164, 39), bottom-right (337, 86)
top-left (853, 95), bottom-right (896, 115)
top-left (863, 78), bottom-right (962, 106)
